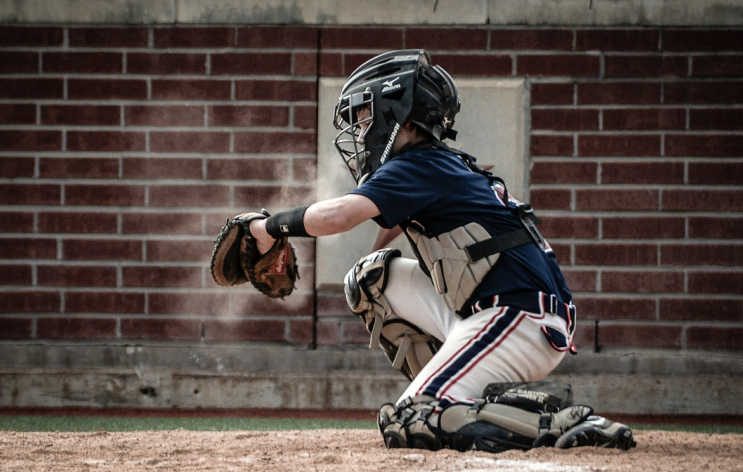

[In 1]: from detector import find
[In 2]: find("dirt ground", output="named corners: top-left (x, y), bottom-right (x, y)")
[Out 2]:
top-left (1, 429), bottom-right (742, 472)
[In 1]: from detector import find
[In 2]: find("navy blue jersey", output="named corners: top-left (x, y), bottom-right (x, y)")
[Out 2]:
top-left (349, 147), bottom-right (572, 309)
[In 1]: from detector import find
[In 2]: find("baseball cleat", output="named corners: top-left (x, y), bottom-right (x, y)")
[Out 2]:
top-left (554, 415), bottom-right (637, 450)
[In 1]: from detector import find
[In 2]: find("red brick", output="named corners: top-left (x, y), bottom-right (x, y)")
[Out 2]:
top-left (43, 52), bottom-right (122, 74)
top-left (122, 158), bottom-right (203, 180)
top-left (40, 158), bottom-right (119, 179)
top-left (665, 82), bottom-right (743, 105)
top-left (151, 79), bottom-right (231, 101)
top-left (602, 270), bottom-right (684, 293)
top-left (576, 29), bottom-right (659, 51)
top-left (0, 26), bottom-right (62, 46)
top-left (235, 80), bottom-right (316, 101)
top-left (0, 184), bottom-right (60, 205)
top-left (150, 131), bottom-right (230, 154)
top-left (0, 130), bottom-right (61, 151)
top-left (604, 55), bottom-right (687, 77)
top-left (0, 104), bottom-right (36, 124)
top-left (602, 216), bottom-right (685, 239)
top-left (660, 299), bottom-right (742, 321)
top-left (209, 105), bottom-right (289, 127)
top-left (531, 161), bottom-right (596, 184)
top-left (578, 298), bottom-right (656, 320)
top-left (662, 190), bottom-right (743, 212)
top-left (234, 185), bottom-right (315, 208)
top-left (575, 243), bottom-right (657, 266)
top-left (433, 54), bottom-right (512, 76)
top-left (321, 27), bottom-right (403, 49)
top-left (603, 108), bottom-right (686, 130)
top-left (529, 189), bottom-right (572, 210)
top-left (689, 162), bottom-right (743, 185)
top-left (203, 319), bottom-right (285, 342)
top-left (63, 239), bottom-right (142, 261)
top-left (666, 135), bottom-right (743, 157)
top-left (37, 265), bottom-right (117, 287)
top-left (122, 266), bottom-right (202, 288)
top-left (0, 291), bottom-right (60, 313)
top-left (65, 291), bottom-right (145, 314)
top-left (531, 109), bottom-right (599, 131)
top-left (229, 292), bottom-right (313, 317)
top-left (0, 318), bottom-right (32, 339)
top-left (406, 28), bottom-right (488, 50)
top-left (562, 269), bottom-right (598, 292)
top-left (530, 135), bottom-right (573, 156)
top-left (0, 212), bottom-right (34, 233)
top-left (68, 27), bottom-right (148, 48)
top-left (0, 265), bottom-right (32, 285)
top-left (37, 317), bottom-right (117, 340)
top-left (294, 106), bottom-right (317, 130)
top-left (518, 55), bottom-right (599, 77)
top-left (688, 271), bottom-right (743, 294)
top-left (576, 189), bottom-right (658, 211)
top-left (65, 185), bottom-right (145, 206)
top-left (548, 243), bottom-right (571, 266)
top-left (294, 52), bottom-right (317, 76)
top-left (0, 78), bottom-right (62, 99)
top-left (531, 82), bottom-right (574, 105)
top-left (0, 157), bottom-right (34, 178)
top-left (317, 292), bottom-right (350, 317)
top-left (343, 53), bottom-right (381, 76)
top-left (343, 321), bottom-right (370, 344)
top-left (692, 55), bottom-right (743, 77)
top-left (572, 323), bottom-right (596, 347)
top-left (579, 134), bottom-right (661, 157)
top-left (0, 51), bottom-right (38, 73)
top-left (319, 52), bottom-right (343, 76)
top-left (125, 105), bottom-right (203, 127)
top-left (234, 131), bottom-right (315, 154)
top-left (539, 216), bottom-right (598, 239)
top-left (127, 53), bottom-right (207, 75)
top-left (211, 53), bottom-right (292, 75)
top-left (601, 162), bottom-right (683, 184)
top-left (122, 213), bottom-right (203, 235)
top-left (38, 212), bottom-right (117, 234)
top-left (146, 240), bottom-right (212, 262)
top-left (66, 131), bottom-right (145, 152)
top-left (289, 320), bottom-right (313, 344)
top-left (661, 244), bottom-right (743, 266)
top-left (293, 157), bottom-right (317, 181)
top-left (491, 29), bottom-right (572, 50)
top-left (154, 27), bottom-right (234, 48)
top-left (690, 109), bottom-right (743, 130)
top-left (316, 321), bottom-right (340, 345)
top-left (663, 30), bottom-right (743, 52)
top-left (599, 325), bottom-right (681, 348)
top-left (687, 327), bottom-right (743, 350)
top-left (237, 26), bottom-right (318, 48)
top-left (121, 318), bottom-right (201, 340)
top-left (67, 79), bottom-right (147, 100)
top-left (41, 105), bottom-right (120, 126)
top-left (207, 158), bottom-right (288, 181)
top-left (149, 292), bottom-right (228, 315)
top-left (689, 217), bottom-right (743, 239)
top-left (148, 185), bottom-right (230, 207)
top-left (578, 82), bottom-right (660, 104)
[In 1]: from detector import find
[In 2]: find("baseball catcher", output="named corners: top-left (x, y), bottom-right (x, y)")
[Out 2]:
top-left (213, 50), bottom-right (636, 453)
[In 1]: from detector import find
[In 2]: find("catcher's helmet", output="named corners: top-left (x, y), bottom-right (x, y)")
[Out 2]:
top-left (333, 50), bottom-right (461, 186)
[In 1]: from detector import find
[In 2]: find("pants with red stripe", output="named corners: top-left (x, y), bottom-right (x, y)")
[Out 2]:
top-left (385, 258), bottom-right (570, 406)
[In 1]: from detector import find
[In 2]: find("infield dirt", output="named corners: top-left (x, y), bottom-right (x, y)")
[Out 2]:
top-left (1, 429), bottom-right (742, 471)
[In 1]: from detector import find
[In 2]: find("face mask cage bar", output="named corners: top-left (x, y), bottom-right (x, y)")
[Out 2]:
top-left (333, 90), bottom-right (374, 183)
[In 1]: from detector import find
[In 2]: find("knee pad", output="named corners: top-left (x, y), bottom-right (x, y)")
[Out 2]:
top-left (345, 249), bottom-right (440, 380)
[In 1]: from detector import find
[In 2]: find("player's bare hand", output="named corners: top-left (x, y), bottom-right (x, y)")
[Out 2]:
top-left (248, 218), bottom-right (275, 255)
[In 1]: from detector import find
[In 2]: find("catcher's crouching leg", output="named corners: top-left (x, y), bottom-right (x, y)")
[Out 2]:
top-left (344, 249), bottom-right (441, 380)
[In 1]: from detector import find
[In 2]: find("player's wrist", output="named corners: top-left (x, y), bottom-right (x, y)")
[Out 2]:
top-left (264, 206), bottom-right (311, 238)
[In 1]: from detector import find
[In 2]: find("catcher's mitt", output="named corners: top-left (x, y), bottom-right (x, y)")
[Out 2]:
top-left (210, 210), bottom-right (299, 298)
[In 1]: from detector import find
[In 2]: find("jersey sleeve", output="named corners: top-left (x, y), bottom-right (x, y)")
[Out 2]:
top-left (349, 153), bottom-right (443, 229)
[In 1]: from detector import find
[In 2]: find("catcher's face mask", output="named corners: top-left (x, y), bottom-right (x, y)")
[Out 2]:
top-left (333, 90), bottom-right (374, 184)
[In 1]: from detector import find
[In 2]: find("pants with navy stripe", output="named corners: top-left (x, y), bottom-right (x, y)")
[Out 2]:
top-left (385, 258), bottom-right (569, 406)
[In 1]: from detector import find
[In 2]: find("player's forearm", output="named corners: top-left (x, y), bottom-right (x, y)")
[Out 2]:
top-left (304, 195), bottom-right (380, 236)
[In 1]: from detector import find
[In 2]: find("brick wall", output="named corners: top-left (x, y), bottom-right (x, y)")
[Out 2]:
top-left (0, 25), bottom-right (741, 353)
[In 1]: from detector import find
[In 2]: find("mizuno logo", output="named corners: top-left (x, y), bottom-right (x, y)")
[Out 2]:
top-left (382, 76), bottom-right (401, 92)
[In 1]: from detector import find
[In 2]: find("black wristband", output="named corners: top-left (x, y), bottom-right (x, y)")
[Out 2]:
top-left (264, 206), bottom-right (311, 238)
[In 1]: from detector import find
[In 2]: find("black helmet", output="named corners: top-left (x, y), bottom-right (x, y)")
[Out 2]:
top-left (333, 50), bottom-right (461, 186)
